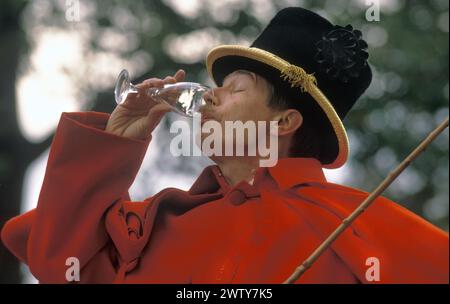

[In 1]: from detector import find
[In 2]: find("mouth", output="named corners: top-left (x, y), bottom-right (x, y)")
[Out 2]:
top-left (201, 117), bottom-right (214, 125)
top-left (200, 112), bottom-right (216, 125)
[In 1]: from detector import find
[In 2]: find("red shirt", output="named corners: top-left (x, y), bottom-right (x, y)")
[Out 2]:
top-left (1, 112), bottom-right (448, 283)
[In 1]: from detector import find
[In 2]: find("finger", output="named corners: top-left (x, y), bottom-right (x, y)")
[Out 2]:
top-left (163, 76), bottom-right (177, 85)
top-left (174, 69), bottom-right (185, 82)
top-left (135, 80), bottom-right (164, 99)
top-left (137, 78), bottom-right (164, 89)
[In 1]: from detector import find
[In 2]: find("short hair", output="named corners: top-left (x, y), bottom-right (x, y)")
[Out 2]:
top-left (266, 82), bottom-right (323, 159)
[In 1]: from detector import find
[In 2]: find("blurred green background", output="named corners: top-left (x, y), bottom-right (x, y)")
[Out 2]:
top-left (0, 0), bottom-right (448, 283)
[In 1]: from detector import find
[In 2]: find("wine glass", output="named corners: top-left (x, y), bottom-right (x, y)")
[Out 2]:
top-left (114, 69), bottom-right (212, 117)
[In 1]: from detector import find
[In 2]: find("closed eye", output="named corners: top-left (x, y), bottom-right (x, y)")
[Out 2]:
top-left (232, 88), bottom-right (246, 93)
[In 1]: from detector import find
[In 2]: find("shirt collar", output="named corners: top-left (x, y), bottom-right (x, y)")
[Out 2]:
top-left (190, 157), bottom-right (327, 194)
top-left (189, 165), bottom-right (225, 195)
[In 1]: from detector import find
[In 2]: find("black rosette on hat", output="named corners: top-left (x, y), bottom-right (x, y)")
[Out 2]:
top-left (315, 25), bottom-right (369, 83)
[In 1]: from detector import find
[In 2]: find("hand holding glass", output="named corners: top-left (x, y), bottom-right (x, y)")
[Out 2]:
top-left (114, 69), bottom-right (211, 117)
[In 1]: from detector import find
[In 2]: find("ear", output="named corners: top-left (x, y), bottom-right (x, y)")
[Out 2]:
top-left (272, 109), bottom-right (303, 136)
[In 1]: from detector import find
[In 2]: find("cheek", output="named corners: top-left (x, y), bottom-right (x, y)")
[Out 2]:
top-left (238, 98), bottom-right (272, 122)
top-left (217, 93), bottom-right (271, 122)
top-left (217, 98), bottom-right (246, 121)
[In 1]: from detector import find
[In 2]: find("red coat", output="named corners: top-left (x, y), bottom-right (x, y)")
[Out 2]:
top-left (1, 112), bottom-right (448, 284)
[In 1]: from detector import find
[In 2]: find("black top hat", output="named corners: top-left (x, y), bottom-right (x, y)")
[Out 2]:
top-left (206, 7), bottom-right (372, 169)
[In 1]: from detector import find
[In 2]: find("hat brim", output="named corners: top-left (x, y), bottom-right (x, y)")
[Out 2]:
top-left (206, 45), bottom-right (349, 169)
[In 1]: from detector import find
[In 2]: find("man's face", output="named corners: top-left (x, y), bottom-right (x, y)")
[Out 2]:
top-left (198, 70), bottom-right (279, 157)
top-left (204, 70), bottom-right (274, 123)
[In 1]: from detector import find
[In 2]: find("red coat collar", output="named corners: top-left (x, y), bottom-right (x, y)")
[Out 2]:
top-left (190, 158), bottom-right (327, 194)
top-left (266, 157), bottom-right (327, 190)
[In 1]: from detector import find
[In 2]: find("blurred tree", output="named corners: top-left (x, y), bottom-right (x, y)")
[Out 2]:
top-left (0, 0), bottom-right (448, 283)
top-left (0, 0), bottom-right (52, 284)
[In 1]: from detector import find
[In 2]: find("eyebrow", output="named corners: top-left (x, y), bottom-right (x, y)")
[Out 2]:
top-left (223, 70), bottom-right (257, 86)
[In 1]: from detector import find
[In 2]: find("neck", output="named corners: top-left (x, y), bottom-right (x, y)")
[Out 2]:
top-left (214, 156), bottom-right (261, 186)
top-left (211, 139), bottom-right (292, 186)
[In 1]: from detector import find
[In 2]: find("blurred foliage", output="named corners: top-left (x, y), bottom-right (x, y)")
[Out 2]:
top-left (0, 0), bottom-right (448, 283)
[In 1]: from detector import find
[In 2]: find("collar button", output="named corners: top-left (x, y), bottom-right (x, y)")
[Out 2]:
top-left (228, 189), bottom-right (247, 206)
